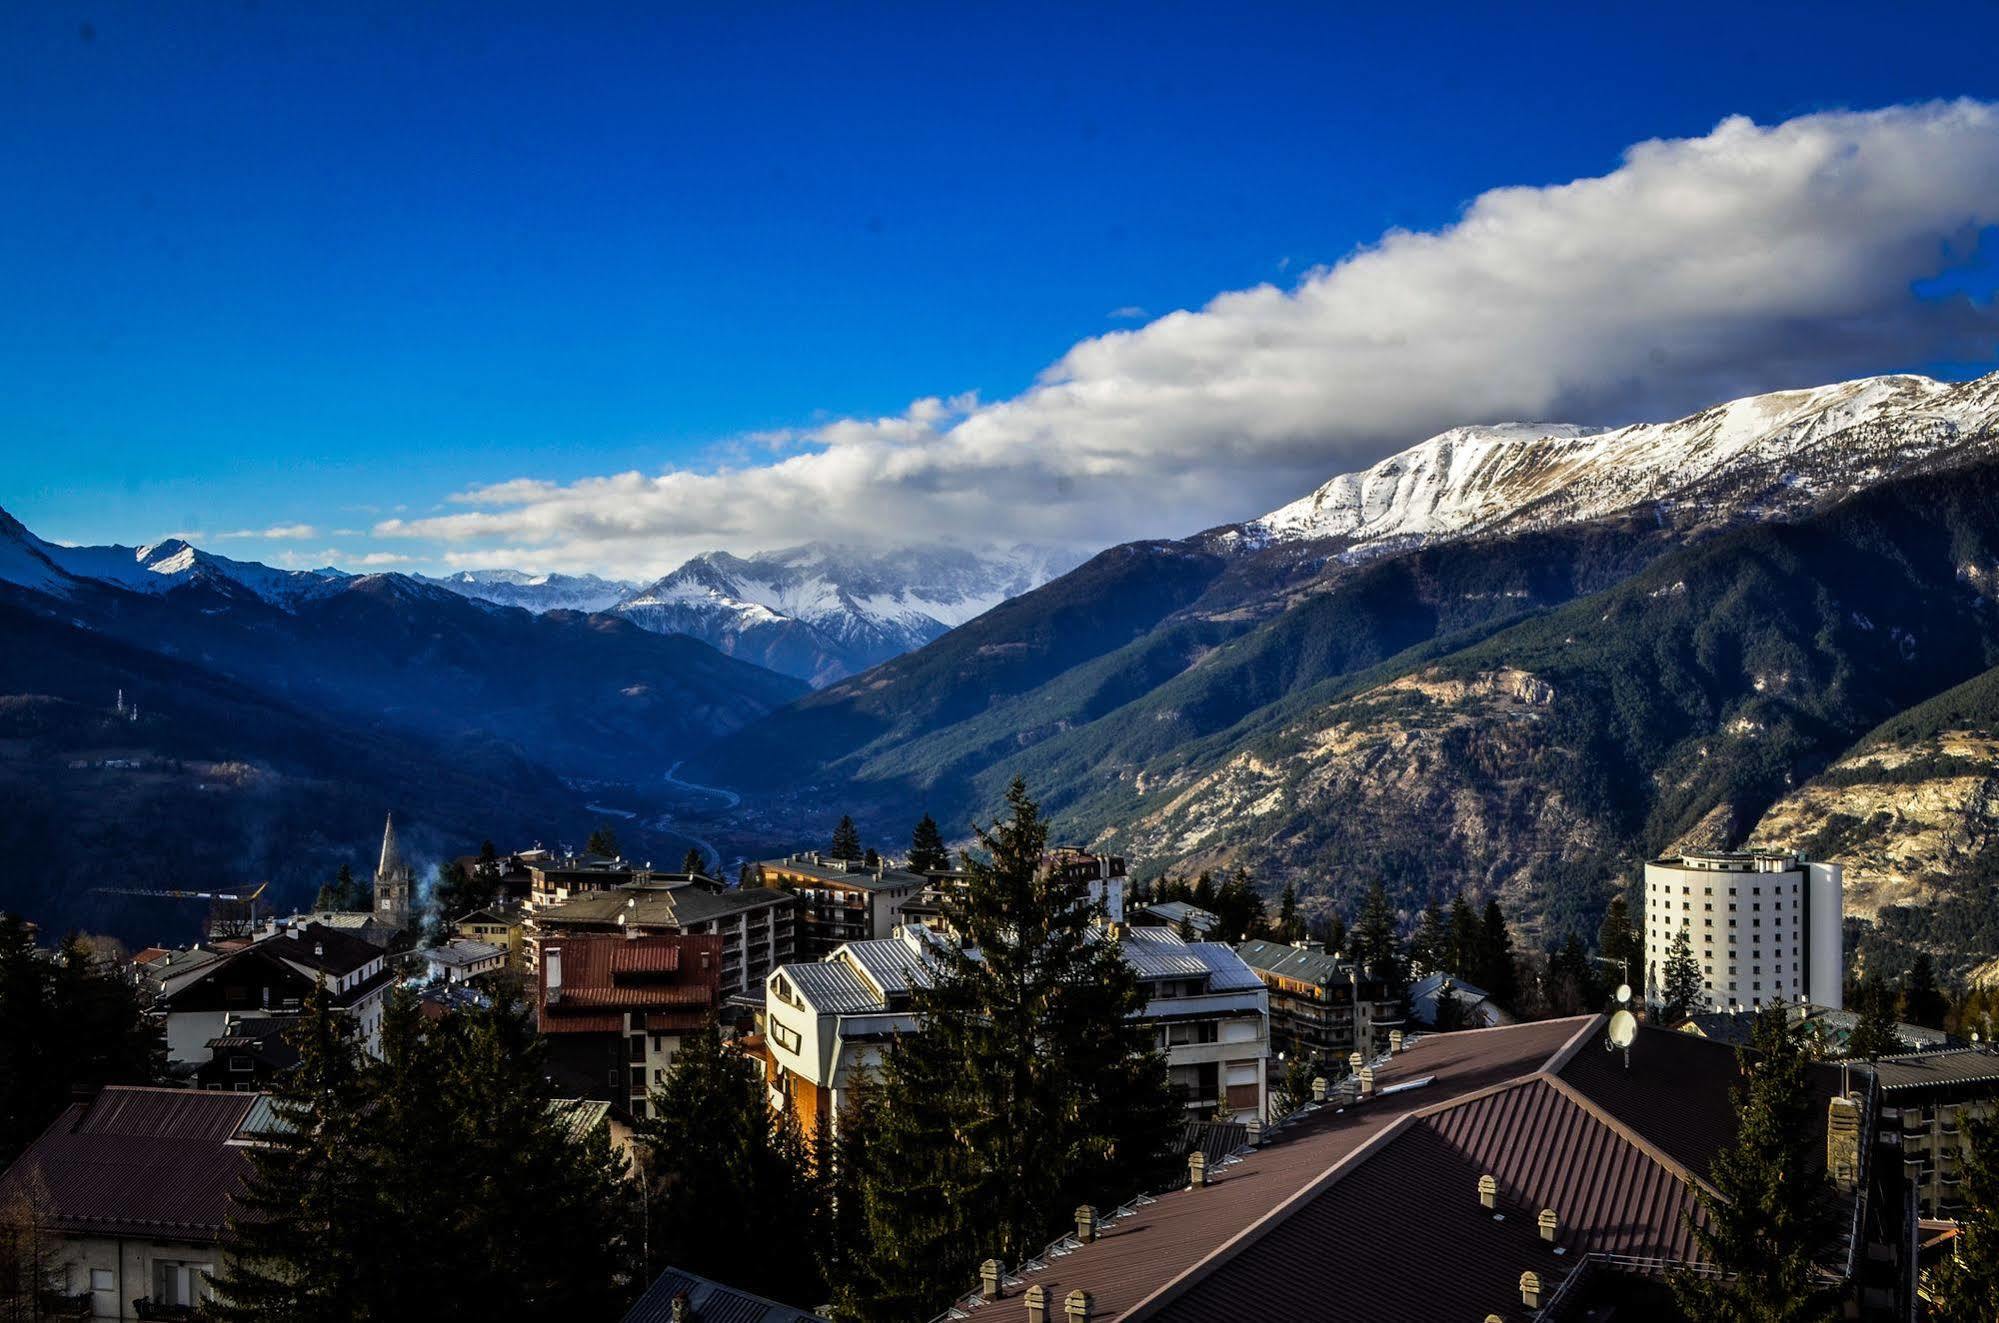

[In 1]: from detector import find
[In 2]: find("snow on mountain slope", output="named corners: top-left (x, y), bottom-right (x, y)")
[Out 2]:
top-left (418, 569), bottom-right (637, 614)
top-left (613, 543), bottom-right (1076, 686)
top-left (0, 511), bottom-right (350, 605)
top-left (1251, 372), bottom-right (1999, 552)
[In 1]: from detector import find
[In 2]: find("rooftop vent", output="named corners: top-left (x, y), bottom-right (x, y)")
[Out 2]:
top-left (1478, 1173), bottom-right (1498, 1211)
top-left (1538, 1209), bottom-right (1558, 1242)
top-left (1188, 1151), bottom-right (1209, 1188)
top-left (1520, 1271), bottom-right (1543, 1308)
top-left (1065, 1290), bottom-right (1093, 1323)
top-left (1024, 1284), bottom-right (1048, 1323)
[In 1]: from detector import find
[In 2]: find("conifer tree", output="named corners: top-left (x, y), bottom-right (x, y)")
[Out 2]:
top-left (1447, 893), bottom-right (1481, 977)
top-left (863, 847), bottom-right (881, 869)
top-left (1320, 911), bottom-right (1348, 958)
top-left (1544, 934), bottom-right (1601, 1015)
top-left (1844, 975), bottom-right (1900, 1062)
top-left (314, 863), bottom-right (359, 912)
top-left (829, 815), bottom-right (864, 862)
top-left (838, 780), bottom-right (1178, 1323)
top-left (1674, 1010), bottom-right (1839, 1323)
top-left (210, 985), bottom-right (375, 1323)
top-left (681, 847), bottom-right (707, 876)
top-left (1209, 869), bottom-right (1266, 942)
top-left (1352, 882), bottom-right (1406, 993)
top-left (586, 824), bottom-right (620, 858)
top-left (1409, 901), bottom-right (1449, 978)
top-left (1932, 1112), bottom-right (1999, 1322)
top-left (1904, 952), bottom-right (1948, 1030)
top-left (907, 813), bottom-right (950, 873)
top-left (1597, 894), bottom-right (1642, 989)
top-left (638, 1017), bottom-right (824, 1304)
top-left (1189, 870), bottom-right (1217, 910)
top-left (1661, 925), bottom-right (1704, 1021)
top-left (1276, 882), bottom-right (1304, 944)
top-left (1476, 899), bottom-right (1518, 1008)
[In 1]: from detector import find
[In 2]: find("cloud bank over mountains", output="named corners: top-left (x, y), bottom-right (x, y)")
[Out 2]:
top-left (379, 101), bottom-right (1999, 576)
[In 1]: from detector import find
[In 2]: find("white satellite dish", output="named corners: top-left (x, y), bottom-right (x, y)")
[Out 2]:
top-left (1608, 1009), bottom-right (1638, 1049)
top-left (1614, 983), bottom-right (1632, 1006)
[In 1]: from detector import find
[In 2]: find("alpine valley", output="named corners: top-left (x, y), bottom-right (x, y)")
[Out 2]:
top-left (694, 371), bottom-right (1999, 971)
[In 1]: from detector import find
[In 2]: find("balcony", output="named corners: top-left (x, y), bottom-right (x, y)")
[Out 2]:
top-left (38, 1292), bottom-right (91, 1318)
top-left (133, 1301), bottom-right (207, 1321)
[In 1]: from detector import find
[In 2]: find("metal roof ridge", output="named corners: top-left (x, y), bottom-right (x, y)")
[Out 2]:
top-left (1538, 1069), bottom-right (1719, 1201)
top-left (1537, 1012), bottom-right (1607, 1076)
top-left (1120, 1110), bottom-right (1423, 1323)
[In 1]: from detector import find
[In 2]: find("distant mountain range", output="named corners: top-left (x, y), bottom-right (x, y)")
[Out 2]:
top-left (694, 370), bottom-right (1999, 964)
top-left (422, 544), bottom-right (1074, 686)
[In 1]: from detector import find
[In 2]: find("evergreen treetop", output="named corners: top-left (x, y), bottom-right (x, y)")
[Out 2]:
top-left (907, 813), bottom-right (951, 873)
top-left (829, 815), bottom-right (864, 862)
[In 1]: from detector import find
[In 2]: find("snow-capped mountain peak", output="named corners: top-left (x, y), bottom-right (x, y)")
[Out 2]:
top-left (1250, 372), bottom-right (1999, 552)
top-left (416, 569), bottom-right (637, 614)
top-left (612, 542), bottom-right (1077, 685)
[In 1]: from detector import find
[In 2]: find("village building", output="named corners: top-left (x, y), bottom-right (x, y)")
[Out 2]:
top-left (536, 933), bottom-right (723, 1118)
top-left (528, 878), bottom-right (796, 996)
top-left (755, 853), bottom-right (924, 958)
top-left (191, 1015), bottom-right (298, 1091)
top-left (372, 812), bottom-right (414, 936)
top-left (0, 1086), bottom-right (267, 1321)
top-left (424, 937), bottom-right (507, 984)
top-left (1408, 970), bottom-right (1516, 1030)
top-left (143, 921), bottom-right (393, 1066)
top-left (1642, 848), bottom-right (1844, 1013)
top-left (523, 849), bottom-right (666, 909)
top-left (763, 922), bottom-right (1268, 1139)
top-left (623, 1266), bottom-right (830, 1323)
top-left (450, 905), bottom-right (524, 955)
top-left (1236, 938), bottom-right (1403, 1063)
top-left (1869, 1047), bottom-right (1999, 1220)
top-left (1130, 899), bottom-right (1221, 940)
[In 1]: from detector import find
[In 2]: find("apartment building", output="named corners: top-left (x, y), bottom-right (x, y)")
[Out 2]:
top-left (1873, 1048), bottom-right (1999, 1219)
top-left (529, 879), bottom-right (797, 996)
top-left (756, 854), bottom-right (924, 958)
top-left (763, 923), bottom-right (1268, 1137)
top-left (536, 933), bottom-right (722, 1118)
top-left (1642, 849), bottom-right (1843, 1013)
top-left (143, 920), bottom-right (394, 1065)
top-left (1235, 939), bottom-right (1402, 1064)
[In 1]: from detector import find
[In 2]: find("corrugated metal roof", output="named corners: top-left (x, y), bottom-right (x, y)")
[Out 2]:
top-left (75, 1086), bottom-right (258, 1142)
top-left (782, 961), bottom-right (883, 1015)
top-left (1235, 938), bottom-right (1352, 987)
top-left (1872, 1048), bottom-right (1999, 1091)
top-left (623, 1266), bottom-right (828, 1323)
top-left (839, 937), bottom-right (937, 996)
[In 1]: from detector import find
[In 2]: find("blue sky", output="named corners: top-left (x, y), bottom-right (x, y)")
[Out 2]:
top-left (4, 1), bottom-right (1998, 573)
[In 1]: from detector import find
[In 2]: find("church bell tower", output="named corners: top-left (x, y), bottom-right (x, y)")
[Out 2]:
top-left (373, 812), bottom-right (414, 933)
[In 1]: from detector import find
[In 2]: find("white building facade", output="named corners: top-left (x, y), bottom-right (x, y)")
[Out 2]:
top-left (1642, 850), bottom-right (1842, 1014)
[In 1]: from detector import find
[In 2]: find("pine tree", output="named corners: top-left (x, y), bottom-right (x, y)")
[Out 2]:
top-left (1409, 901), bottom-right (1449, 978)
top-left (1598, 893), bottom-right (1642, 991)
top-left (829, 815), bottom-right (864, 862)
top-left (314, 863), bottom-right (358, 912)
top-left (1210, 869), bottom-right (1267, 942)
top-left (1320, 911), bottom-right (1348, 958)
top-left (907, 814), bottom-right (950, 873)
top-left (681, 847), bottom-right (707, 876)
top-left (1662, 925), bottom-right (1704, 1021)
top-left (1447, 893), bottom-right (1481, 978)
top-left (209, 985), bottom-right (375, 1323)
top-left (1903, 952), bottom-right (1948, 1030)
top-left (1674, 1010), bottom-right (1840, 1322)
top-left (1476, 899), bottom-right (1518, 1009)
top-left (1932, 1112), bottom-right (1999, 1322)
top-left (1276, 882), bottom-right (1303, 944)
top-left (637, 1017), bottom-right (824, 1303)
top-left (1844, 975), bottom-right (1900, 1062)
top-left (838, 779), bottom-right (1179, 1323)
top-left (1544, 934), bottom-right (1601, 1016)
top-left (1189, 871), bottom-right (1216, 911)
top-left (586, 824), bottom-right (620, 858)
top-left (1352, 882), bottom-right (1406, 992)
top-left (863, 847), bottom-right (881, 870)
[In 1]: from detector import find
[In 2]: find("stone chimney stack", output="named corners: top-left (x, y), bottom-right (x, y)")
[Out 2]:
top-left (670, 1294), bottom-right (693, 1323)
top-left (1348, 1050), bottom-right (1364, 1074)
top-left (1389, 1028), bottom-right (1405, 1054)
top-left (1519, 1271), bottom-right (1543, 1309)
top-left (980, 1260), bottom-right (1004, 1301)
top-left (1065, 1290), bottom-right (1093, 1323)
top-left (1075, 1205), bottom-right (1097, 1243)
top-left (1310, 1076), bottom-right (1327, 1103)
top-left (1356, 1066), bottom-right (1375, 1096)
top-left (1188, 1151), bottom-right (1209, 1188)
top-left (1024, 1285), bottom-right (1048, 1323)
top-left (1477, 1173), bottom-right (1498, 1210)
top-left (546, 946), bottom-right (563, 1002)
top-left (1538, 1209), bottom-right (1558, 1243)
top-left (1245, 1118), bottom-right (1263, 1147)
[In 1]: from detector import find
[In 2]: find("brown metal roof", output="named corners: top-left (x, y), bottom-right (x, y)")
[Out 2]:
top-left (0, 1087), bottom-right (258, 1241)
top-left (538, 933), bottom-right (722, 1034)
top-left (956, 1017), bottom-right (1595, 1323)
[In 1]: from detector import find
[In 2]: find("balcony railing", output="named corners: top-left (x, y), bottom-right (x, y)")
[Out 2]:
top-left (133, 1300), bottom-right (206, 1321)
top-left (38, 1292), bottom-right (92, 1318)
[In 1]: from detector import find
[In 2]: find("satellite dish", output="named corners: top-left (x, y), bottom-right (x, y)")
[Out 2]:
top-left (1608, 1009), bottom-right (1638, 1049)
top-left (1614, 983), bottom-right (1632, 1006)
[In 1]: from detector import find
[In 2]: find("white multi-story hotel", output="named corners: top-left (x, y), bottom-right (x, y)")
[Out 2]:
top-left (1642, 849), bottom-right (1842, 1013)
top-left (764, 921), bottom-right (1270, 1137)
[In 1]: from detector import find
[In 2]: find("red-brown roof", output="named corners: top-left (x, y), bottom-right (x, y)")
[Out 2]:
top-left (538, 933), bottom-right (722, 1035)
top-left (0, 1087), bottom-right (258, 1241)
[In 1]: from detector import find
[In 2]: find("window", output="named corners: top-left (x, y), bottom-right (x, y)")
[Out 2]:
top-left (770, 1021), bottom-right (802, 1054)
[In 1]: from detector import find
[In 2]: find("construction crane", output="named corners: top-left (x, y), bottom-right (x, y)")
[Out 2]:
top-left (92, 882), bottom-right (269, 903)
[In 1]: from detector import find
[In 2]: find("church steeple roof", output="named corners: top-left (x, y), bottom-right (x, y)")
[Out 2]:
top-left (378, 812), bottom-right (408, 880)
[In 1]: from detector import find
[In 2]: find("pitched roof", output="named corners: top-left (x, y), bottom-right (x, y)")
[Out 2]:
top-left (1234, 938), bottom-right (1351, 987)
top-left (425, 938), bottom-right (505, 968)
top-left (780, 961), bottom-right (882, 1015)
top-left (623, 1266), bottom-right (828, 1323)
top-left (1871, 1048), bottom-right (1999, 1091)
top-left (539, 934), bottom-right (723, 1035)
top-left (0, 1087), bottom-right (258, 1240)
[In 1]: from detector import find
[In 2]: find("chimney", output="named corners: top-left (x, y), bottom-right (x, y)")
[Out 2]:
top-left (1188, 1151), bottom-right (1209, 1188)
top-left (1538, 1209), bottom-right (1558, 1243)
top-left (1388, 1028), bottom-right (1404, 1054)
top-left (1348, 1050), bottom-right (1364, 1074)
top-left (1064, 1291), bottom-right (1092, 1323)
top-left (1356, 1066), bottom-right (1375, 1096)
top-left (1477, 1173), bottom-right (1498, 1210)
top-left (1310, 1076), bottom-right (1328, 1103)
top-left (980, 1259), bottom-right (1004, 1301)
top-left (1519, 1271), bottom-right (1542, 1309)
top-left (1245, 1118), bottom-right (1264, 1147)
top-left (1075, 1204), bottom-right (1097, 1243)
top-left (1024, 1285), bottom-right (1048, 1323)
top-left (546, 946), bottom-right (563, 1002)
top-left (670, 1293), bottom-right (694, 1323)
top-left (1826, 1093), bottom-right (1863, 1193)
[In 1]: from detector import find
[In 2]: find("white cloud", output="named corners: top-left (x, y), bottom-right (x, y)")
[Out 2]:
top-left (217, 523), bottom-right (319, 541)
top-left (1108, 305), bottom-right (1148, 320)
top-left (378, 101), bottom-right (1999, 577)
